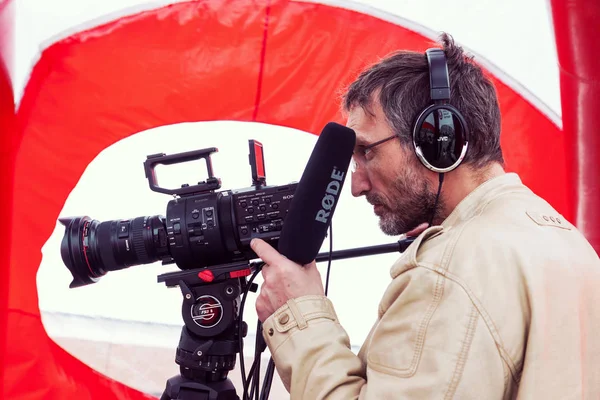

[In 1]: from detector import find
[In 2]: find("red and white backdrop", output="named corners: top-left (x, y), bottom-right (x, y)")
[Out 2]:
top-left (1, 0), bottom-right (599, 398)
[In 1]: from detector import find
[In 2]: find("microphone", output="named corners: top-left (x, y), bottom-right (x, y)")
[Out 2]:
top-left (277, 122), bottom-right (356, 265)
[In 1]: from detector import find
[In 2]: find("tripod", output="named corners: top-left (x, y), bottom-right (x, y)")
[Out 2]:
top-left (157, 262), bottom-right (257, 400)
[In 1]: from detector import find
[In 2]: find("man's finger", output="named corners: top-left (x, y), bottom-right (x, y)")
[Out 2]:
top-left (251, 238), bottom-right (286, 266)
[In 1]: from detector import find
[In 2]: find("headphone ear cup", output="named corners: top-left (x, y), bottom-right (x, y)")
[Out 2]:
top-left (412, 105), bottom-right (469, 173)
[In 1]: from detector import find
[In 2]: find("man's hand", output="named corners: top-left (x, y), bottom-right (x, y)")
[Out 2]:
top-left (251, 239), bottom-right (324, 322)
top-left (251, 222), bottom-right (429, 322)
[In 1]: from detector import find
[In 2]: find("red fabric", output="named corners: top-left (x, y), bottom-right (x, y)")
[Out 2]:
top-left (0, 0), bottom-right (15, 395)
top-left (550, 0), bottom-right (600, 253)
top-left (4, 0), bottom-right (574, 398)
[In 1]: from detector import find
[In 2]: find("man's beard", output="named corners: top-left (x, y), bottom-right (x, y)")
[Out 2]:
top-left (367, 167), bottom-right (444, 236)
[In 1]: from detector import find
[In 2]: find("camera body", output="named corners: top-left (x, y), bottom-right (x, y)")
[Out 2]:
top-left (60, 141), bottom-right (297, 288)
top-left (162, 178), bottom-right (296, 270)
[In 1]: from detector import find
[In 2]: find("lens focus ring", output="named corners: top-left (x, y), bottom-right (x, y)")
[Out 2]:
top-left (131, 217), bottom-right (152, 264)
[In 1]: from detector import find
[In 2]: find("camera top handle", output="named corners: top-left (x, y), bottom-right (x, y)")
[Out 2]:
top-left (144, 147), bottom-right (222, 197)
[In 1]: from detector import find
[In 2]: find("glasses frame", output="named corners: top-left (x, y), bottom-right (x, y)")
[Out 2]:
top-left (351, 134), bottom-right (399, 172)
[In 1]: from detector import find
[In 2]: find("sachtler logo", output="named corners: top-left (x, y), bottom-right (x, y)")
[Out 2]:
top-left (191, 295), bottom-right (223, 329)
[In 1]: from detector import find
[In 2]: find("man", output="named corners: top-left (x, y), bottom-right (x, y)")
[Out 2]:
top-left (251, 34), bottom-right (600, 399)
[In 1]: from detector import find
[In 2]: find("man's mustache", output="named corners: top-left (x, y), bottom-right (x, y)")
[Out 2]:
top-left (366, 194), bottom-right (386, 208)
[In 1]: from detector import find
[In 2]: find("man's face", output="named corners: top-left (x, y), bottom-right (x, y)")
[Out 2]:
top-left (347, 102), bottom-right (440, 235)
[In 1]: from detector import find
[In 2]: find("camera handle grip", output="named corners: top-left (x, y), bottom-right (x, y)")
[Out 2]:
top-left (143, 147), bottom-right (222, 196)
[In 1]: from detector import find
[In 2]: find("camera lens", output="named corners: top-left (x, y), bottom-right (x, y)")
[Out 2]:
top-left (60, 215), bottom-right (169, 288)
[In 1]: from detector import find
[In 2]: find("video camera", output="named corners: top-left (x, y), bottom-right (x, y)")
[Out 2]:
top-left (59, 140), bottom-right (297, 288)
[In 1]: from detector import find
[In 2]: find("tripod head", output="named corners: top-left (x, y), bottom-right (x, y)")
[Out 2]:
top-left (157, 261), bottom-right (259, 400)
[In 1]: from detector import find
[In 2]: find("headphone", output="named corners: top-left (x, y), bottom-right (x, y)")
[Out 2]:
top-left (412, 48), bottom-right (469, 173)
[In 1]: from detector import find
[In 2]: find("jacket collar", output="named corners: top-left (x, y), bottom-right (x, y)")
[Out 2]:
top-left (441, 172), bottom-right (523, 229)
top-left (389, 173), bottom-right (524, 278)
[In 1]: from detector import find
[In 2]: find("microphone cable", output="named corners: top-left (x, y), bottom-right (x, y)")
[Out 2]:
top-left (428, 173), bottom-right (445, 226)
top-left (324, 222), bottom-right (333, 295)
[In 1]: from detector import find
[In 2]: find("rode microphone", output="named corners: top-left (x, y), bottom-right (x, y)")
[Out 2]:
top-left (277, 122), bottom-right (356, 265)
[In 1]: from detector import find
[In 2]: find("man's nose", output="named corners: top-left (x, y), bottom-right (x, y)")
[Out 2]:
top-left (351, 168), bottom-right (370, 197)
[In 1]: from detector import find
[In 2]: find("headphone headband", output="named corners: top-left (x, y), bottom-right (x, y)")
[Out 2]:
top-left (426, 49), bottom-right (451, 101)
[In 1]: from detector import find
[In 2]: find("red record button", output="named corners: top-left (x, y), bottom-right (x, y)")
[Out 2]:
top-left (198, 270), bottom-right (215, 282)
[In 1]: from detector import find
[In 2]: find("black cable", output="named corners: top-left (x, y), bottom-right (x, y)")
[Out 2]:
top-left (244, 355), bottom-right (259, 396)
top-left (243, 331), bottom-right (260, 400)
top-left (429, 173), bottom-right (445, 226)
top-left (240, 264), bottom-right (272, 400)
top-left (324, 223), bottom-right (333, 296)
top-left (259, 358), bottom-right (276, 400)
top-left (251, 320), bottom-right (263, 400)
top-left (239, 263), bottom-right (263, 400)
top-left (245, 326), bottom-right (267, 399)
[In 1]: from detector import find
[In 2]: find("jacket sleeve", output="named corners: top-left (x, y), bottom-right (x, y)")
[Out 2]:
top-left (261, 267), bottom-right (509, 399)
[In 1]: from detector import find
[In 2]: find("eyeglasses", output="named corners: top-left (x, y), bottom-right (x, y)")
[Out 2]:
top-left (351, 134), bottom-right (399, 172)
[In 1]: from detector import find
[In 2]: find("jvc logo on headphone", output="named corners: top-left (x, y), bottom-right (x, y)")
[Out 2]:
top-left (315, 167), bottom-right (345, 224)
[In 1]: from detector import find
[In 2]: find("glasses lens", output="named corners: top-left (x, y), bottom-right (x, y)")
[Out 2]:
top-left (350, 156), bottom-right (358, 172)
top-left (416, 108), bottom-right (465, 169)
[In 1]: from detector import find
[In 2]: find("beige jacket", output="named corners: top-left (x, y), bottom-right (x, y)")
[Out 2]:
top-left (262, 173), bottom-right (600, 399)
